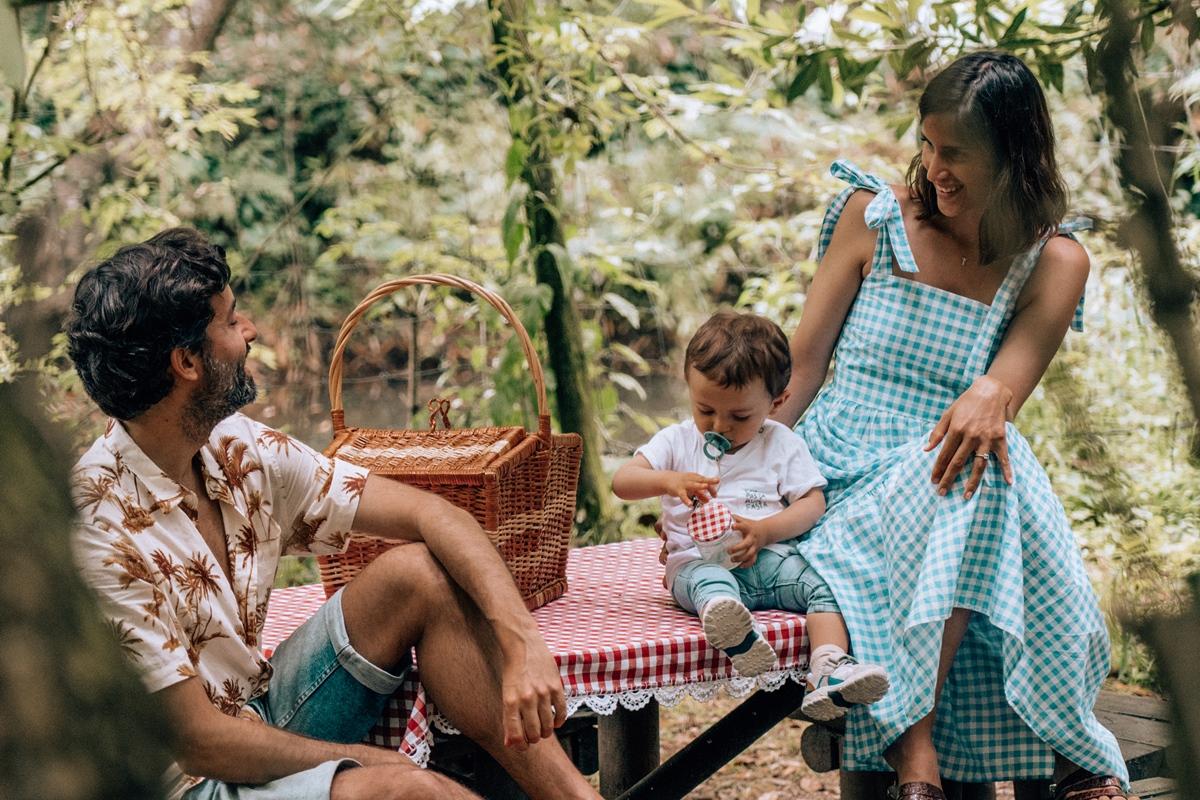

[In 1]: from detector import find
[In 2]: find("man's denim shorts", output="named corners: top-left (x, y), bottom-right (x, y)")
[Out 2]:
top-left (183, 588), bottom-right (410, 800)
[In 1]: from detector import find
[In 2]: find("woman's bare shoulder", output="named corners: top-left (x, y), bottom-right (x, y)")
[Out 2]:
top-left (1021, 233), bottom-right (1089, 310)
top-left (1034, 234), bottom-right (1090, 289)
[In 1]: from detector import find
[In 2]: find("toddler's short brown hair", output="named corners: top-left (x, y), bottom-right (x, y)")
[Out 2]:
top-left (684, 311), bottom-right (790, 398)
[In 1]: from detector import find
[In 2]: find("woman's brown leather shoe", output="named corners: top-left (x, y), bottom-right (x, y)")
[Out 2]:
top-left (1051, 770), bottom-right (1128, 799)
top-left (888, 783), bottom-right (947, 799)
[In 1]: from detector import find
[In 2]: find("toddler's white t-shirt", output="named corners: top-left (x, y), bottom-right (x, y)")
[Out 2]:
top-left (636, 418), bottom-right (827, 586)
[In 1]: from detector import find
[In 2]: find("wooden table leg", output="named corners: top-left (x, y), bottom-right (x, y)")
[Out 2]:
top-left (599, 700), bottom-right (660, 798)
top-left (617, 679), bottom-right (807, 799)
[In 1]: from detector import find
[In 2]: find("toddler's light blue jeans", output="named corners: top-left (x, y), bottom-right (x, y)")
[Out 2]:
top-left (671, 548), bottom-right (840, 615)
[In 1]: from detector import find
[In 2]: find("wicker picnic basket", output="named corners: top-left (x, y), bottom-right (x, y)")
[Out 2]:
top-left (318, 274), bottom-right (582, 610)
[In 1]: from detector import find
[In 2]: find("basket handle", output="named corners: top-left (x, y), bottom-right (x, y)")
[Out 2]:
top-left (328, 274), bottom-right (551, 442)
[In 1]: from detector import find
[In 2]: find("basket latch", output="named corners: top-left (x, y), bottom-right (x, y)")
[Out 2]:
top-left (427, 397), bottom-right (452, 431)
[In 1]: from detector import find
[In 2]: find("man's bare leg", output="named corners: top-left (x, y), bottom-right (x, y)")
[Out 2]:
top-left (331, 764), bottom-right (482, 800)
top-left (341, 544), bottom-right (599, 800)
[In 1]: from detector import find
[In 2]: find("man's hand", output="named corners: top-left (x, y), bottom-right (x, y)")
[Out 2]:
top-left (727, 514), bottom-right (770, 568)
top-left (497, 626), bottom-right (568, 750)
top-left (663, 472), bottom-right (720, 507)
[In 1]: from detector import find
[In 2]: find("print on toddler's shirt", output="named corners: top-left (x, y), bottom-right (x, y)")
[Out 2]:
top-left (744, 488), bottom-right (768, 512)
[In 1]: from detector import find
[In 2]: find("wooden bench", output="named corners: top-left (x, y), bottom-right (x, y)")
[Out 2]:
top-left (797, 690), bottom-right (1173, 799)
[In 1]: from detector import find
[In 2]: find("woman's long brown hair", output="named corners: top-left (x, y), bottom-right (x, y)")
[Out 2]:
top-left (906, 51), bottom-right (1068, 265)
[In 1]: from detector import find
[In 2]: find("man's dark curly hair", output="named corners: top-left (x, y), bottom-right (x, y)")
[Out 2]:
top-left (66, 228), bottom-right (231, 421)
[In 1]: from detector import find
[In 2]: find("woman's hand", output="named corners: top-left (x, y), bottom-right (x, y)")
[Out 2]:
top-left (925, 375), bottom-right (1015, 499)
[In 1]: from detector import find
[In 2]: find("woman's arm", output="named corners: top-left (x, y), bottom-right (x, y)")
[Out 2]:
top-left (773, 190), bottom-right (876, 428)
top-left (986, 236), bottom-right (1090, 414)
top-left (928, 235), bottom-right (1089, 497)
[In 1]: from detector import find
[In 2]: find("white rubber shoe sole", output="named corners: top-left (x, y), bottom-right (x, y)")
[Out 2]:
top-left (801, 663), bottom-right (890, 721)
top-left (700, 597), bottom-right (778, 677)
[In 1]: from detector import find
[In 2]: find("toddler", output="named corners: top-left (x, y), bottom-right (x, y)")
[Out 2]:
top-left (612, 311), bottom-right (888, 720)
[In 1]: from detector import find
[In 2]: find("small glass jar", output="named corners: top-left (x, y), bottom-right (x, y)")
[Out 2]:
top-left (688, 501), bottom-right (741, 569)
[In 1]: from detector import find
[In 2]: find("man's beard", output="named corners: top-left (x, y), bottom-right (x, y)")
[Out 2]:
top-left (181, 350), bottom-right (258, 441)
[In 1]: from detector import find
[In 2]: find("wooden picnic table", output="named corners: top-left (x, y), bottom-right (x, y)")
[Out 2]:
top-left (264, 539), bottom-right (1175, 798)
top-left (262, 538), bottom-right (813, 797)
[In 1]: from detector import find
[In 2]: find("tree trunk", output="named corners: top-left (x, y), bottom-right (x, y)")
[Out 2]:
top-left (0, 377), bottom-right (171, 799)
top-left (1096, 0), bottom-right (1200, 462)
top-left (489, 1), bottom-right (612, 541)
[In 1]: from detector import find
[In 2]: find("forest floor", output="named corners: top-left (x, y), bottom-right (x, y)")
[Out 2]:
top-left (609, 681), bottom-right (1161, 800)
top-left (641, 693), bottom-right (1014, 799)
top-left (618, 679), bottom-right (1157, 798)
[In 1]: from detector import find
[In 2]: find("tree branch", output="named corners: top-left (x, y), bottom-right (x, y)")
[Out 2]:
top-left (1098, 0), bottom-right (1200, 462)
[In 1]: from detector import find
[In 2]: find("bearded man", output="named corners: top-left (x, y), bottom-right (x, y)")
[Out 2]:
top-left (66, 228), bottom-right (599, 800)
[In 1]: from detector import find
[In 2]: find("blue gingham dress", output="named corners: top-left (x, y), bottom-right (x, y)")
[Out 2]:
top-left (794, 161), bottom-right (1128, 782)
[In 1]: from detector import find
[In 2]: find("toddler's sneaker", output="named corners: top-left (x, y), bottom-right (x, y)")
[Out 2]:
top-left (801, 653), bottom-right (889, 721)
top-left (700, 597), bottom-right (777, 677)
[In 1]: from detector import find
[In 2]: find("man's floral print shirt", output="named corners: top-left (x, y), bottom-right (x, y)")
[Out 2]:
top-left (71, 412), bottom-right (369, 713)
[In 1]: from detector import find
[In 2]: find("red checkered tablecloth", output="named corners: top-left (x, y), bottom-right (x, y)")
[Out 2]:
top-left (261, 538), bottom-right (809, 764)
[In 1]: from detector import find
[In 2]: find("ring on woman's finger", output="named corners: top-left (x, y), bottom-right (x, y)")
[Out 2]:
top-left (973, 452), bottom-right (992, 461)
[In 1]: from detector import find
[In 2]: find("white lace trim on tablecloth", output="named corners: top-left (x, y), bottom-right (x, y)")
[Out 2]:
top-left (424, 668), bottom-right (806, 742)
top-left (405, 739), bottom-right (433, 768)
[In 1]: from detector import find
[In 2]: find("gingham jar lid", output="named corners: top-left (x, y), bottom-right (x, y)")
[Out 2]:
top-left (688, 501), bottom-right (733, 543)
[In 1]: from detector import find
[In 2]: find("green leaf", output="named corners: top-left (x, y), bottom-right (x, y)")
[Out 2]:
top-left (504, 139), bottom-right (528, 187)
top-left (1139, 15), bottom-right (1156, 54)
top-left (899, 39), bottom-right (932, 76)
top-left (817, 58), bottom-right (835, 103)
top-left (745, 0), bottom-right (760, 23)
top-left (849, 7), bottom-right (895, 27)
top-left (0, 3), bottom-right (24, 90)
top-left (837, 55), bottom-right (883, 92)
top-left (1042, 60), bottom-right (1064, 93)
top-left (984, 10), bottom-right (1003, 40)
top-left (609, 371), bottom-right (646, 400)
top-left (643, 0), bottom-right (694, 28)
top-left (1000, 8), bottom-right (1027, 42)
top-left (501, 197), bottom-right (525, 265)
top-left (603, 292), bottom-right (641, 328)
top-left (609, 342), bottom-right (650, 374)
top-left (786, 56), bottom-right (822, 103)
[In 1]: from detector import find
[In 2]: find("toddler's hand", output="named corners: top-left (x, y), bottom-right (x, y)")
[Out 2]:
top-left (665, 472), bottom-right (720, 507)
top-left (728, 514), bottom-right (768, 568)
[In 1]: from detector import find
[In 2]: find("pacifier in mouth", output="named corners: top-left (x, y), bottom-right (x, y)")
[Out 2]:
top-left (702, 431), bottom-right (732, 460)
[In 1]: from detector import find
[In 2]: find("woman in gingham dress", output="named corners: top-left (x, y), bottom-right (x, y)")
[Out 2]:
top-left (775, 52), bottom-right (1129, 799)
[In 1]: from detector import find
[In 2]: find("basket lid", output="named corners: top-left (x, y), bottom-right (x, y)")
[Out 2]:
top-left (330, 426), bottom-right (526, 474)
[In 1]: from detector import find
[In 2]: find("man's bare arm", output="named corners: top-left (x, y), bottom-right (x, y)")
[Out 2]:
top-left (159, 678), bottom-right (414, 784)
top-left (350, 473), bottom-right (566, 748)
